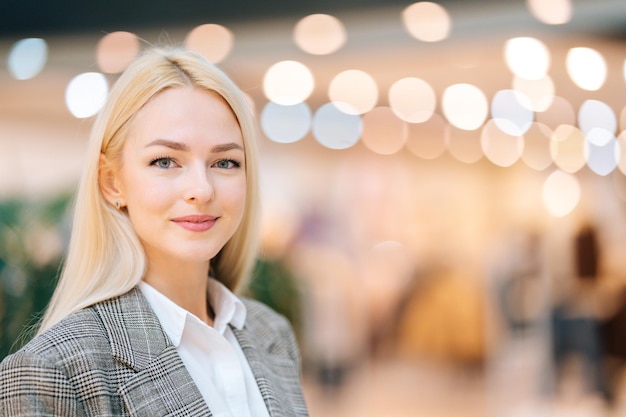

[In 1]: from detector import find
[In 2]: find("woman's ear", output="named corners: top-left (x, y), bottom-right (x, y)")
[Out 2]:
top-left (99, 154), bottom-right (125, 208)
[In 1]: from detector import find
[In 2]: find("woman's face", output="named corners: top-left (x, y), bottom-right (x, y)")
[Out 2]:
top-left (114, 86), bottom-right (246, 269)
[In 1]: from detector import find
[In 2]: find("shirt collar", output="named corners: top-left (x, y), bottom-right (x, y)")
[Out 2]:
top-left (207, 277), bottom-right (247, 333)
top-left (138, 278), bottom-right (247, 347)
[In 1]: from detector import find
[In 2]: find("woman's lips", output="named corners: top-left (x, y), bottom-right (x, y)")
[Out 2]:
top-left (171, 215), bottom-right (218, 232)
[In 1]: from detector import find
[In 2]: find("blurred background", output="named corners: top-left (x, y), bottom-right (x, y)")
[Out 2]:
top-left (1, 0), bottom-right (626, 415)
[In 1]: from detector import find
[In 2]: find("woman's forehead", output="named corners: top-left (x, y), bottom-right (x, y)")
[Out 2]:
top-left (124, 87), bottom-right (243, 148)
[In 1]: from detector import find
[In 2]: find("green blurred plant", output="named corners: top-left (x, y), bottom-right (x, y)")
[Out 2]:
top-left (0, 193), bottom-right (72, 359)
top-left (246, 256), bottom-right (302, 336)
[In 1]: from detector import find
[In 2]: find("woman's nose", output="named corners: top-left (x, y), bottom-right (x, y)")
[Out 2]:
top-left (183, 165), bottom-right (215, 203)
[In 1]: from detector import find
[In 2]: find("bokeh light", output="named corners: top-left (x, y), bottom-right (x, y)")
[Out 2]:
top-left (388, 77), bottom-right (436, 123)
top-left (402, 2), bottom-right (451, 42)
top-left (522, 123), bottom-right (553, 171)
top-left (446, 125), bottom-right (483, 163)
top-left (504, 37), bottom-right (550, 80)
top-left (491, 89), bottom-right (534, 136)
top-left (293, 14), bottom-right (347, 55)
top-left (578, 99), bottom-right (616, 136)
top-left (542, 170), bottom-right (580, 217)
top-left (263, 60), bottom-right (314, 105)
top-left (261, 102), bottom-right (312, 144)
top-left (535, 96), bottom-right (575, 130)
top-left (526, 0), bottom-right (572, 25)
top-left (584, 129), bottom-right (619, 176)
top-left (550, 125), bottom-right (586, 173)
top-left (405, 114), bottom-right (447, 159)
top-left (185, 24), bottom-right (234, 63)
top-left (442, 83), bottom-right (488, 131)
top-left (96, 31), bottom-right (140, 74)
top-left (481, 119), bottom-right (524, 167)
top-left (312, 102), bottom-right (362, 149)
top-left (329, 69), bottom-right (378, 115)
top-left (512, 75), bottom-right (555, 112)
top-left (7, 38), bottom-right (48, 80)
top-left (361, 107), bottom-right (407, 155)
top-left (621, 106), bottom-right (626, 131)
top-left (566, 47), bottom-right (607, 91)
top-left (65, 72), bottom-right (109, 118)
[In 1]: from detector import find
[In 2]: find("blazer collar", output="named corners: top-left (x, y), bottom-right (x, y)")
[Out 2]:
top-left (93, 287), bottom-right (287, 417)
top-left (94, 288), bottom-right (212, 416)
top-left (94, 287), bottom-right (171, 371)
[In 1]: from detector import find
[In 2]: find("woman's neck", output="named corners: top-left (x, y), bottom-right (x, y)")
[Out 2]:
top-left (143, 259), bottom-right (213, 326)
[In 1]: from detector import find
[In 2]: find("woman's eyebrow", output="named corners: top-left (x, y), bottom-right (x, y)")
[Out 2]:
top-left (145, 139), bottom-right (189, 151)
top-left (211, 143), bottom-right (243, 153)
top-left (144, 139), bottom-right (243, 153)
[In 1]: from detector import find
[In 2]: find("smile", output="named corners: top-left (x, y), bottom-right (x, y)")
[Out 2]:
top-left (171, 215), bottom-right (218, 232)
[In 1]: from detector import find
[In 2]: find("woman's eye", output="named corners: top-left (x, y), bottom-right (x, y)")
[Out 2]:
top-left (150, 157), bottom-right (176, 169)
top-left (215, 159), bottom-right (241, 169)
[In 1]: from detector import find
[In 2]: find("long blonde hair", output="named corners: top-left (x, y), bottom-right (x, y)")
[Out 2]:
top-left (39, 47), bottom-right (260, 333)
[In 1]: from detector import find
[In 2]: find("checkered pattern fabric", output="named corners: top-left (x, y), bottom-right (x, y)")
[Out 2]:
top-left (0, 288), bottom-right (308, 416)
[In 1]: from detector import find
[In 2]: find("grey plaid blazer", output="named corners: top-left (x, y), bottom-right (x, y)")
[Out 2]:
top-left (0, 288), bottom-right (309, 416)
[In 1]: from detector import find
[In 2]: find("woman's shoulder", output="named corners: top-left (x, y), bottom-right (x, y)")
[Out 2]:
top-left (241, 297), bottom-right (291, 328)
top-left (240, 298), bottom-right (299, 340)
top-left (0, 295), bottom-right (140, 415)
top-left (239, 297), bottom-right (303, 366)
top-left (7, 287), bottom-right (149, 362)
top-left (1, 301), bottom-right (112, 371)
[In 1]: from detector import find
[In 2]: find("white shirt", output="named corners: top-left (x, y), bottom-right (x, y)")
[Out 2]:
top-left (139, 279), bottom-right (271, 417)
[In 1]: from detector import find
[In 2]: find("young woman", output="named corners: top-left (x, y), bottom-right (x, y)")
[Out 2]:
top-left (0, 47), bottom-right (309, 417)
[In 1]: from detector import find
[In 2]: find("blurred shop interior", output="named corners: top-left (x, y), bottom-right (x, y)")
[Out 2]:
top-left (1, 0), bottom-right (626, 415)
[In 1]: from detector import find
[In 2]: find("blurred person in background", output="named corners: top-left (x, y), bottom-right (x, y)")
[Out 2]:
top-left (0, 46), bottom-right (308, 417)
top-left (551, 223), bottom-right (611, 403)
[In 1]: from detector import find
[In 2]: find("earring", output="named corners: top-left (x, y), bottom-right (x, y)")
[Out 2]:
top-left (115, 200), bottom-right (121, 210)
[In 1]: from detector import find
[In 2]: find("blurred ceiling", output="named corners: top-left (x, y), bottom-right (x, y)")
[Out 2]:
top-left (0, 0), bottom-right (624, 38)
top-left (0, 0), bottom-right (453, 36)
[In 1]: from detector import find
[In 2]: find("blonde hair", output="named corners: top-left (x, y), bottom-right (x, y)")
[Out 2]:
top-left (39, 47), bottom-right (260, 333)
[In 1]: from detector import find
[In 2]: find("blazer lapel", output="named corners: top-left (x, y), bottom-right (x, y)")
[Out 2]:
top-left (231, 326), bottom-right (286, 417)
top-left (118, 346), bottom-right (211, 416)
top-left (94, 288), bottom-right (212, 417)
top-left (232, 299), bottom-right (309, 417)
